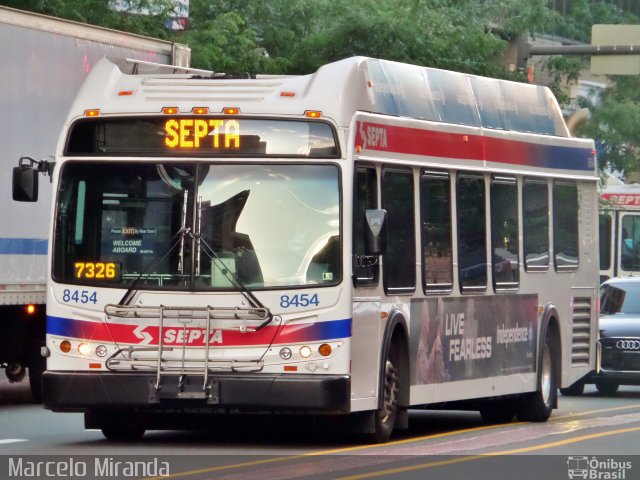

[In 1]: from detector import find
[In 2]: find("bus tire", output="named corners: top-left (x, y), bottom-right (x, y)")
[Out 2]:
top-left (517, 333), bottom-right (557, 422)
top-left (101, 424), bottom-right (146, 441)
top-left (369, 347), bottom-right (400, 443)
top-left (91, 411), bottom-right (146, 441)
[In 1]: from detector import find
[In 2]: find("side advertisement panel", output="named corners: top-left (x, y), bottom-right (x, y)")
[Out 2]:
top-left (410, 294), bottom-right (538, 385)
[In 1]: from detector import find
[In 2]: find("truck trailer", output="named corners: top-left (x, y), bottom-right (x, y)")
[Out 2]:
top-left (1, 5), bottom-right (189, 400)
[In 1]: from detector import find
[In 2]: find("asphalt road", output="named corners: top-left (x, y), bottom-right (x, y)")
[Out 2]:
top-left (1, 375), bottom-right (640, 479)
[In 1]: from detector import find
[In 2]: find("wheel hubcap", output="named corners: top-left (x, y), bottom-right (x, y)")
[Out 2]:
top-left (381, 360), bottom-right (399, 424)
top-left (540, 346), bottom-right (552, 405)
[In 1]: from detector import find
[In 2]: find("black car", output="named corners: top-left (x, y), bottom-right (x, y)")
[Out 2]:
top-left (562, 277), bottom-right (640, 396)
top-left (596, 277), bottom-right (640, 392)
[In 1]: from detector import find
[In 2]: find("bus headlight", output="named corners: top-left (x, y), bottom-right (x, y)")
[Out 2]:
top-left (299, 346), bottom-right (312, 358)
top-left (95, 345), bottom-right (108, 358)
top-left (78, 343), bottom-right (91, 356)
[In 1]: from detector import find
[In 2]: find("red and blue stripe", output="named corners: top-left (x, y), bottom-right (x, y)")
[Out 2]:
top-left (356, 122), bottom-right (595, 172)
top-left (47, 315), bottom-right (352, 347)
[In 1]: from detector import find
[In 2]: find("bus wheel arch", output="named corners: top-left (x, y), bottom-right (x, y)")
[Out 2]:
top-left (369, 310), bottom-right (410, 443)
top-left (517, 308), bottom-right (560, 422)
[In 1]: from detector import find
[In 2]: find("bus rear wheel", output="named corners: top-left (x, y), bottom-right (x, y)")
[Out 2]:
top-left (517, 335), bottom-right (557, 422)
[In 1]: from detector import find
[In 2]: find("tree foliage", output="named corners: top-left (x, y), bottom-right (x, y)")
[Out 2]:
top-left (3, 0), bottom-right (640, 175)
top-left (1, 0), bottom-right (176, 38)
top-left (577, 76), bottom-right (640, 175)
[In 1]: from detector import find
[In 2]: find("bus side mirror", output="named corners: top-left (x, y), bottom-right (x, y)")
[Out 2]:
top-left (365, 209), bottom-right (387, 255)
top-left (13, 165), bottom-right (39, 202)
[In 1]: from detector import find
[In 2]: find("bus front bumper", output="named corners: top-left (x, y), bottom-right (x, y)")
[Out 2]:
top-left (42, 371), bottom-right (351, 413)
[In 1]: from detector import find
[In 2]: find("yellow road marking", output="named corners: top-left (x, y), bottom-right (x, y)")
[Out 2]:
top-left (552, 402), bottom-right (640, 421)
top-left (144, 423), bottom-right (509, 480)
top-left (335, 426), bottom-right (640, 480)
top-left (145, 402), bottom-right (640, 480)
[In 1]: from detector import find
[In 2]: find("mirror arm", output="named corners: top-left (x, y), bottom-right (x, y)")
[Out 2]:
top-left (19, 156), bottom-right (55, 182)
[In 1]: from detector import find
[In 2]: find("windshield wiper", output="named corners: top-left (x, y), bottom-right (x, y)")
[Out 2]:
top-left (196, 235), bottom-right (273, 331)
top-left (118, 227), bottom-right (192, 306)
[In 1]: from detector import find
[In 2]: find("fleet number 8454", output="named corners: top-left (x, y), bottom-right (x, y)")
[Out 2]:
top-left (62, 289), bottom-right (97, 304)
top-left (279, 293), bottom-right (320, 308)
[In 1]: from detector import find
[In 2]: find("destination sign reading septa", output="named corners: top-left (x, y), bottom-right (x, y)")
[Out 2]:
top-left (164, 118), bottom-right (241, 149)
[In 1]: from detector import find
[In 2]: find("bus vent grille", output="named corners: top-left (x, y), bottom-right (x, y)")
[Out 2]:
top-left (141, 78), bottom-right (284, 103)
top-left (571, 297), bottom-right (592, 366)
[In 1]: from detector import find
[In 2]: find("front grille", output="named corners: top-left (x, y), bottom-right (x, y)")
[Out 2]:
top-left (141, 78), bottom-right (284, 103)
top-left (600, 339), bottom-right (640, 372)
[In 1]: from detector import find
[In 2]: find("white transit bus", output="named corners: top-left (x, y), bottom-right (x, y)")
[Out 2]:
top-left (14, 56), bottom-right (599, 442)
top-left (599, 181), bottom-right (640, 282)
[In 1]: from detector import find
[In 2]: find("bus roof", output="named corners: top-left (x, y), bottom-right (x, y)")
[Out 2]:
top-left (69, 56), bottom-right (570, 138)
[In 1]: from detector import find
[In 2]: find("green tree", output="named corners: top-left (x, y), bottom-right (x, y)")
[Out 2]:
top-left (539, 0), bottom-right (640, 175)
top-left (190, 0), bottom-right (553, 78)
top-left (6, 0), bottom-right (639, 175)
top-left (577, 76), bottom-right (640, 175)
top-left (0, 0), bottom-right (177, 38)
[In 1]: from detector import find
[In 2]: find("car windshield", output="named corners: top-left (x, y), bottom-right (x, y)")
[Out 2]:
top-left (600, 281), bottom-right (640, 315)
top-left (53, 162), bottom-right (341, 290)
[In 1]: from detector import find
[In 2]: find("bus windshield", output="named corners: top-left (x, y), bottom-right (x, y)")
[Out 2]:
top-left (53, 162), bottom-right (341, 290)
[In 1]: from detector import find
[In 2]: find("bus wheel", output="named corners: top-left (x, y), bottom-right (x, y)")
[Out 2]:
top-left (101, 424), bottom-right (146, 441)
top-left (517, 335), bottom-right (557, 422)
top-left (370, 354), bottom-right (400, 443)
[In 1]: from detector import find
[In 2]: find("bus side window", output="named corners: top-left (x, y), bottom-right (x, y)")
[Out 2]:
top-left (382, 168), bottom-right (416, 294)
top-left (553, 181), bottom-right (579, 271)
top-left (523, 179), bottom-right (549, 271)
top-left (420, 170), bottom-right (453, 293)
top-left (457, 174), bottom-right (487, 293)
top-left (491, 177), bottom-right (519, 291)
top-left (599, 213), bottom-right (612, 272)
top-left (353, 165), bottom-right (379, 286)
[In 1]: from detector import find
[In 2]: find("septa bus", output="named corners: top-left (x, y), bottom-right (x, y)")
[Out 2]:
top-left (13, 56), bottom-right (598, 442)
top-left (599, 180), bottom-right (640, 282)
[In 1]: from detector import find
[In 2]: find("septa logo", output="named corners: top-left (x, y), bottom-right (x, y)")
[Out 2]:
top-left (358, 122), bottom-right (388, 150)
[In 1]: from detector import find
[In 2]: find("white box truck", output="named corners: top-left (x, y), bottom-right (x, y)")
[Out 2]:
top-left (1, 6), bottom-right (189, 400)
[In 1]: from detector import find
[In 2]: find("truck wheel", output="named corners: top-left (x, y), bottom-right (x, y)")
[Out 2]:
top-left (5, 362), bottom-right (26, 383)
top-left (370, 351), bottom-right (400, 443)
top-left (28, 356), bottom-right (46, 403)
top-left (517, 335), bottom-right (557, 422)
